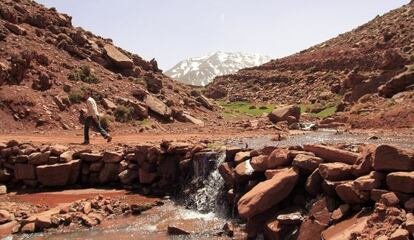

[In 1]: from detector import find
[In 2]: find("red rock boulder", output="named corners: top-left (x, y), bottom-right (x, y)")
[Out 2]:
top-left (237, 167), bottom-right (299, 219)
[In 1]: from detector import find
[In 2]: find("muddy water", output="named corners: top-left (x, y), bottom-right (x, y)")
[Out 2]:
top-left (11, 201), bottom-right (227, 240)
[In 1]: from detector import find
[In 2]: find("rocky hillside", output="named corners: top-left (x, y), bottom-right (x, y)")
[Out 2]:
top-left (165, 52), bottom-right (270, 86)
top-left (205, 1), bottom-right (414, 128)
top-left (0, 0), bottom-right (216, 133)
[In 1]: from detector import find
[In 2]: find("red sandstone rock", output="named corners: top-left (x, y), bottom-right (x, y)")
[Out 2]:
top-left (380, 192), bottom-right (400, 207)
top-left (264, 219), bottom-right (296, 240)
top-left (237, 167), bottom-right (299, 219)
top-left (303, 145), bottom-right (358, 165)
top-left (296, 218), bottom-right (327, 240)
top-left (352, 144), bottom-right (376, 177)
top-left (373, 145), bottom-right (414, 171)
top-left (251, 149), bottom-right (291, 171)
top-left (36, 160), bottom-right (80, 187)
top-left (28, 152), bottom-right (50, 165)
top-left (138, 169), bottom-right (157, 184)
top-left (218, 162), bottom-right (235, 187)
top-left (335, 182), bottom-right (369, 204)
top-left (234, 160), bottom-right (255, 183)
top-left (268, 105), bottom-right (300, 124)
top-left (387, 171), bottom-right (414, 193)
top-left (102, 151), bottom-right (123, 163)
top-left (234, 151), bottom-right (251, 164)
top-left (389, 228), bottom-right (409, 240)
top-left (318, 162), bottom-right (353, 181)
top-left (331, 204), bottom-right (350, 223)
top-left (99, 163), bottom-right (119, 184)
top-left (321, 211), bottom-right (370, 240)
top-left (353, 171), bottom-right (385, 191)
top-left (305, 169), bottom-right (323, 195)
top-left (292, 154), bottom-right (324, 174)
top-left (406, 213), bottom-right (414, 235)
top-left (14, 163), bottom-right (36, 180)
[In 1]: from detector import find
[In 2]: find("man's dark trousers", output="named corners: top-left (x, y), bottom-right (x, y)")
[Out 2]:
top-left (84, 116), bottom-right (109, 143)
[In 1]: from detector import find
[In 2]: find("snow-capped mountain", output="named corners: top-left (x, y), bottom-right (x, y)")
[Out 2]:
top-left (165, 51), bottom-right (271, 86)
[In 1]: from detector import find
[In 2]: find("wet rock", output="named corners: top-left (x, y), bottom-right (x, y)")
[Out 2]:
top-left (268, 105), bottom-right (300, 124)
top-left (80, 214), bottom-right (98, 227)
top-left (237, 167), bottom-right (299, 219)
top-left (303, 145), bottom-right (358, 165)
top-left (102, 151), bottom-right (123, 163)
top-left (14, 163), bottom-right (36, 180)
top-left (387, 171), bottom-right (414, 193)
top-left (234, 151), bottom-right (251, 164)
top-left (318, 162), bottom-right (353, 181)
top-left (373, 145), bottom-right (414, 171)
top-left (234, 160), bottom-right (255, 183)
top-left (276, 209), bottom-right (304, 225)
top-left (167, 225), bottom-right (190, 235)
top-left (20, 222), bottom-right (36, 233)
top-left (292, 154), bottom-right (324, 174)
top-left (218, 162), bottom-right (235, 187)
top-left (103, 44), bottom-right (133, 69)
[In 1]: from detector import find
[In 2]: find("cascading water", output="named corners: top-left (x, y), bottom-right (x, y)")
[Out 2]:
top-left (180, 150), bottom-right (229, 215)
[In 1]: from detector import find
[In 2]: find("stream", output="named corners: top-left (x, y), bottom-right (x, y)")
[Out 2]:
top-left (7, 130), bottom-right (414, 240)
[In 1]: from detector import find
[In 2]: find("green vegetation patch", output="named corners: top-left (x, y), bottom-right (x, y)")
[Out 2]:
top-left (68, 88), bottom-right (86, 104)
top-left (68, 65), bottom-right (99, 84)
top-left (300, 103), bottom-right (337, 118)
top-left (217, 100), bottom-right (276, 119)
top-left (114, 105), bottom-right (134, 123)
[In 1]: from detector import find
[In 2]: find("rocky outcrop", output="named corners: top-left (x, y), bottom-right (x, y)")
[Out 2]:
top-left (219, 143), bottom-right (414, 239)
top-left (268, 105), bottom-right (300, 124)
top-left (103, 44), bottom-right (134, 69)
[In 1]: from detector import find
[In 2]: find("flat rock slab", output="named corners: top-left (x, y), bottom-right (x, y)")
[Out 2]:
top-left (36, 160), bottom-right (80, 187)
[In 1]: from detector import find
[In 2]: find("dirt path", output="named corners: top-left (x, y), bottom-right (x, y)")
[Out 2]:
top-left (0, 130), bottom-right (273, 145)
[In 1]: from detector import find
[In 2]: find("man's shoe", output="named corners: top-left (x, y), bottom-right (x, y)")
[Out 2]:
top-left (106, 135), bottom-right (112, 143)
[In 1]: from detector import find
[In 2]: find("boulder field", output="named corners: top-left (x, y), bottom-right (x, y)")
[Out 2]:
top-left (219, 143), bottom-right (414, 239)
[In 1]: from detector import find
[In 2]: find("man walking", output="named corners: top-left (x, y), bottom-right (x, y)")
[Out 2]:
top-left (83, 92), bottom-right (112, 144)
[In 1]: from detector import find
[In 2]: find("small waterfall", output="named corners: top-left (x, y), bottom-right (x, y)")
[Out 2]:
top-left (180, 150), bottom-right (228, 215)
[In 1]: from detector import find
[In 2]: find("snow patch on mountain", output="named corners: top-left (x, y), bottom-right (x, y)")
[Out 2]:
top-left (165, 52), bottom-right (271, 86)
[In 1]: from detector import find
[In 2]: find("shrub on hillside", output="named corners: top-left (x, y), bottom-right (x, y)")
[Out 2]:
top-left (68, 65), bottom-right (99, 84)
top-left (114, 105), bottom-right (134, 123)
top-left (99, 115), bottom-right (113, 131)
top-left (68, 89), bottom-right (85, 104)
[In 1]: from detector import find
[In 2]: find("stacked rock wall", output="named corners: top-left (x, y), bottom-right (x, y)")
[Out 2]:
top-left (0, 140), bottom-right (212, 195)
top-left (219, 143), bottom-right (414, 239)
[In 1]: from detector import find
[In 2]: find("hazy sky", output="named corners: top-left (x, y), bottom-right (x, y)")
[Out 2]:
top-left (35, 0), bottom-right (409, 70)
